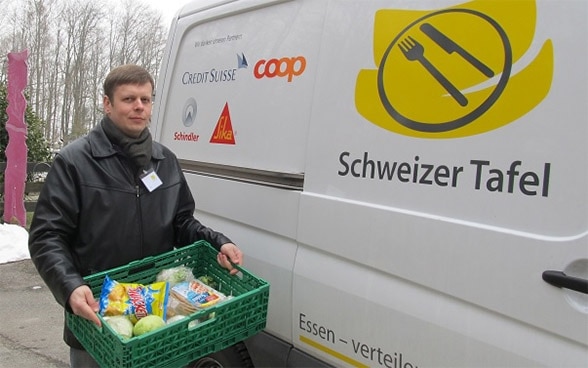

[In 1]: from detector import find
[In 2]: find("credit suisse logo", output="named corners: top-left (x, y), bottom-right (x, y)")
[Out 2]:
top-left (254, 56), bottom-right (306, 82)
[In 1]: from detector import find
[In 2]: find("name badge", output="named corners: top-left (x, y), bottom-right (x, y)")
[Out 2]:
top-left (140, 169), bottom-right (163, 192)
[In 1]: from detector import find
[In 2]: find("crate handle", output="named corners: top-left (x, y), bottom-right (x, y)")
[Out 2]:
top-left (186, 308), bottom-right (219, 331)
top-left (227, 260), bottom-right (245, 279)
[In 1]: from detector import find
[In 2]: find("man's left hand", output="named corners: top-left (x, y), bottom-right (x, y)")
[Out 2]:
top-left (218, 243), bottom-right (243, 275)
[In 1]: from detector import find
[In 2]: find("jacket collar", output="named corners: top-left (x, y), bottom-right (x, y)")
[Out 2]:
top-left (87, 121), bottom-right (165, 160)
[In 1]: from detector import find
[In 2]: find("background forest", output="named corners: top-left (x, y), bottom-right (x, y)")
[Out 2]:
top-left (0, 0), bottom-right (169, 159)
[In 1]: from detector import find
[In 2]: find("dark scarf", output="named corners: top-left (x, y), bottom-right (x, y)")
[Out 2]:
top-left (101, 116), bottom-right (152, 176)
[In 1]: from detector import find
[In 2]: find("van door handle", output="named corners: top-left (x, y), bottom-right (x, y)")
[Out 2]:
top-left (542, 270), bottom-right (588, 294)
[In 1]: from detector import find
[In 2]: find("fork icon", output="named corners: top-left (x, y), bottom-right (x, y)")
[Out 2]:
top-left (399, 36), bottom-right (468, 106)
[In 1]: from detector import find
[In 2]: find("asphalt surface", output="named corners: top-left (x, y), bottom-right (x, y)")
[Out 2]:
top-left (0, 259), bottom-right (69, 367)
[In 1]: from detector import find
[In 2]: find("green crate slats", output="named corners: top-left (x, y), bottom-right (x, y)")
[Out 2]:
top-left (66, 241), bottom-right (269, 368)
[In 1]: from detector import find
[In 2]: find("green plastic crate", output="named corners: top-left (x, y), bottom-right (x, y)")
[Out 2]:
top-left (66, 241), bottom-right (269, 368)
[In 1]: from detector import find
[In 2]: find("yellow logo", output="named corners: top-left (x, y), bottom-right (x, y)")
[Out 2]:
top-left (355, 0), bottom-right (553, 138)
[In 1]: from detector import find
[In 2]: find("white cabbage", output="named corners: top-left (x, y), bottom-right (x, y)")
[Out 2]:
top-left (103, 315), bottom-right (134, 339)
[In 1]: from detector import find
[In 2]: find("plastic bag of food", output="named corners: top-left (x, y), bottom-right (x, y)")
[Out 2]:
top-left (167, 280), bottom-right (226, 317)
top-left (156, 266), bottom-right (195, 287)
top-left (99, 275), bottom-right (170, 322)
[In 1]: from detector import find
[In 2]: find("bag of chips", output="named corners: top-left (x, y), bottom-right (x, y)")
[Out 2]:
top-left (99, 275), bottom-right (170, 322)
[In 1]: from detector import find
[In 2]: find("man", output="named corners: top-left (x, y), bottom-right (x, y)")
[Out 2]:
top-left (28, 64), bottom-right (243, 367)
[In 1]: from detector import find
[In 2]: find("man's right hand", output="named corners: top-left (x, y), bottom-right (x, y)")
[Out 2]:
top-left (69, 285), bottom-right (101, 327)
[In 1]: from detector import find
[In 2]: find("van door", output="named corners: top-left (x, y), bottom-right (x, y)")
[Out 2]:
top-left (294, 0), bottom-right (587, 367)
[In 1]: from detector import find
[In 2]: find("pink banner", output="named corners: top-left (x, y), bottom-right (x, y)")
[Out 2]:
top-left (4, 50), bottom-right (29, 226)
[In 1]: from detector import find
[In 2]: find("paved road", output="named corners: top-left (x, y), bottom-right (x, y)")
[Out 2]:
top-left (0, 259), bottom-right (69, 367)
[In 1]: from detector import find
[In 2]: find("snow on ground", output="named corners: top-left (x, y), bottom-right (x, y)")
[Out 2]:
top-left (0, 224), bottom-right (30, 264)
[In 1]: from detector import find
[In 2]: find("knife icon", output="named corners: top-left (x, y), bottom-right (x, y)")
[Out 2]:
top-left (420, 23), bottom-right (494, 78)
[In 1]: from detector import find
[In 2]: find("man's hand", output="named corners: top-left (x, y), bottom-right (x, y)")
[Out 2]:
top-left (69, 285), bottom-right (101, 327)
top-left (218, 243), bottom-right (243, 275)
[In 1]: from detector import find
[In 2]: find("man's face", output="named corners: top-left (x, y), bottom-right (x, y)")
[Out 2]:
top-left (103, 83), bottom-right (153, 138)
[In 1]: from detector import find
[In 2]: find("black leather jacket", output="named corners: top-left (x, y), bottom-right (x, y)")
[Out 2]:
top-left (28, 122), bottom-right (232, 348)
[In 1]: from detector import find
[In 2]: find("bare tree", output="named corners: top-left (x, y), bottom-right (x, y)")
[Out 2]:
top-left (1, 0), bottom-right (169, 147)
top-left (45, 28), bottom-right (62, 147)
top-left (60, 0), bottom-right (105, 143)
top-left (25, 0), bottom-right (57, 119)
top-left (109, 0), bottom-right (167, 75)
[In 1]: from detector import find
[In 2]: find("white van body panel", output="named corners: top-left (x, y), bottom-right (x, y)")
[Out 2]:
top-left (185, 174), bottom-right (300, 343)
top-left (152, 0), bottom-right (588, 366)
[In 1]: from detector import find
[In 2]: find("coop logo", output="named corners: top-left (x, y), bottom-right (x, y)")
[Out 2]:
top-left (254, 56), bottom-right (306, 82)
top-left (355, 0), bottom-right (553, 138)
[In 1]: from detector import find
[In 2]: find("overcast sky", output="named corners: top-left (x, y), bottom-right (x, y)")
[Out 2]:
top-left (144, 0), bottom-right (193, 26)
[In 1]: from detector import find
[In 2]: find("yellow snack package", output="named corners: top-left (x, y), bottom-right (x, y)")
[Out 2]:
top-left (99, 275), bottom-right (170, 322)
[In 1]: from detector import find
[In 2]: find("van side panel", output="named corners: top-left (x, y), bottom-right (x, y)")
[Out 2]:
top-left (186, 174), bottom-right (299, 343)
top-left (293, 0), bottom-right (587, 366)
top-left (152, 0), bottom-right (328, 349)
top-left (295, 196), bottom-right (586, 367)
top-left (154, 0), bottom-right (325, 175)
top-left (152, 0), bottom-right (588, 367)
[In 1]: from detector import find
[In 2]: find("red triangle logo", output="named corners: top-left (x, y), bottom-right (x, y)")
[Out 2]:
top-left (210, 103), bottom-right (235, 144)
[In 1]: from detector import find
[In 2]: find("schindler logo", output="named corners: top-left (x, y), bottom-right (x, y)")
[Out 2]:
top-left (355, 0), bottom-right (553, 138)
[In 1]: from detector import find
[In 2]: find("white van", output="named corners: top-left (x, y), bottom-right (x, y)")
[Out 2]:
top-left (151, 0), bottom-right (588, 366)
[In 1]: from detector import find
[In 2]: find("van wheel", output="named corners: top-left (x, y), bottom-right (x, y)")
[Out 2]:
top-left (187, 342), bottom-right (254, 368)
